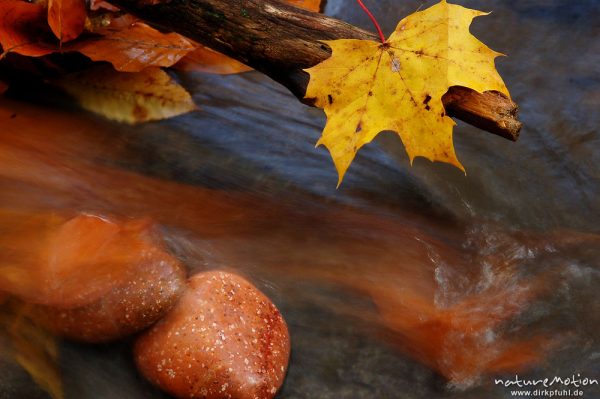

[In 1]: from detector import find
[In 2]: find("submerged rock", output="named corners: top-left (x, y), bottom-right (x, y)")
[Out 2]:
top-left (31, 214), bottom-right (186, 342)
top-left (134, 270), bottom-right (290, 399)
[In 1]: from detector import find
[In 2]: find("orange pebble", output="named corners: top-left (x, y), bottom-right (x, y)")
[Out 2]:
top-left (30, 214), bottom-right (186, 342)
top-left (134, 271), bottom-right (290, 399)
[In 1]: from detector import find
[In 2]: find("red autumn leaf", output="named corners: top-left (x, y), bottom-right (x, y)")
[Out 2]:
top-left (0, 0), bottom-right (57, 58)
top-left (71, 22), bottom-right (196, 72)
top-left (47, 0), bottom-right (86, 43)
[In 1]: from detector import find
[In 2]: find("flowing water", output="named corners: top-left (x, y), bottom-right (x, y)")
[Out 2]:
top-left (0, 0), bottom-right (599, 398)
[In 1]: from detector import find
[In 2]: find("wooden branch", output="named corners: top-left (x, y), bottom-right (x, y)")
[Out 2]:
top-left (112, 0), bottom-right (521, 141)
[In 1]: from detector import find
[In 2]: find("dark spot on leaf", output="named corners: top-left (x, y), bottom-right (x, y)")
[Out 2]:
top-left (423, 94), bottom-right (431, 110)
top-left (327, 94), bottom-right (333, 104)
top-left (368, 91), bottom-right (373, 97)
top-left (355, 123), bottom-right (362, 133)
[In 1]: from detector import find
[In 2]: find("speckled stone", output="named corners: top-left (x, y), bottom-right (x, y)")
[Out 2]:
top-left (134, 271), bottom-right (290, 399)
top-left (34, 248), bottom-right (186, 343)
top-left (32, 214), bottom-right (187, 343)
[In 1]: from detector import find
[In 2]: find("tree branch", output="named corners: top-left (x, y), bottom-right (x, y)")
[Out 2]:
top-left (112, 0), bottom-right (521, 141)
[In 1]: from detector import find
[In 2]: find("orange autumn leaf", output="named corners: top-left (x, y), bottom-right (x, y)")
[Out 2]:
top-left (0, 0), bottom-right (56, 58)
top-left (72, 22), bottom-right (196, 72)
top-left (0, 3), bottom-right (193, 71)
top-left (286, 0), bottom-right (321, 11)
top-left (47, 0), bottom-right (86, 43)
top-left (174, 0), bottom-right (322, 74)
top-left (174, 45), bottom-right (252, 74)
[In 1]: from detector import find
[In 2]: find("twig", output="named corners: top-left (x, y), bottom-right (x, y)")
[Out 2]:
top-left (111, 0), bottom-right (521, 141)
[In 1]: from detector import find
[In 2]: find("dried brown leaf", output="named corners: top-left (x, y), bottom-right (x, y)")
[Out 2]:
top-left (53, 65), bottom-right (196, 123)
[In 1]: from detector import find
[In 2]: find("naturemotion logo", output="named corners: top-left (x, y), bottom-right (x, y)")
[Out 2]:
top-left (495, 374), bottom-right (598, 398)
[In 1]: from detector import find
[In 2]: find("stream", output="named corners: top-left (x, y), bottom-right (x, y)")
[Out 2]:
top-left (0, 0), bottom-right (599, 398)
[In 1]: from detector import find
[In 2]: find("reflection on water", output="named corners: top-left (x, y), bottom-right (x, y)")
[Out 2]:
top-left (0, 0), bottom-right (599, 398)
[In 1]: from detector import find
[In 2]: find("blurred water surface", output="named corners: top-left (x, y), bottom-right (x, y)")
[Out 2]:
top-left (0, 0), bottom-right (599, 398)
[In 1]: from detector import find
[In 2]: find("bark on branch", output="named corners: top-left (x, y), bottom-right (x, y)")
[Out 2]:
top-left (112, 0), bottom-right (521, 141)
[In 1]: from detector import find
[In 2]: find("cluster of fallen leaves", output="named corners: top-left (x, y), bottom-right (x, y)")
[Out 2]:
top-left (0, 0), bottom-right (511, 184)
top-left (0, 0), bottom-right (320, 123)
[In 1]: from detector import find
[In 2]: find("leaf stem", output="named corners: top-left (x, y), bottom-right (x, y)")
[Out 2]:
top-left (355, 0), bottom-right (386, 44)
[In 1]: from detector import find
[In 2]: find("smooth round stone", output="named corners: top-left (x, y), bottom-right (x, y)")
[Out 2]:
top-left (134, 271), bottom-right (290, 399)
top-left (32, 214), bottom-right (186, 342)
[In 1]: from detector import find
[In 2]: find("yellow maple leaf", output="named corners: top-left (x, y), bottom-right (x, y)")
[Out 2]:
top-left (304, 0), bottom-right (510, 185)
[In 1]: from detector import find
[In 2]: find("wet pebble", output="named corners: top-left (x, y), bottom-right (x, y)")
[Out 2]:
top-left (134, 271), bottom-right (290, 399)
top-left (33, 214), bottom-right (186, 342)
